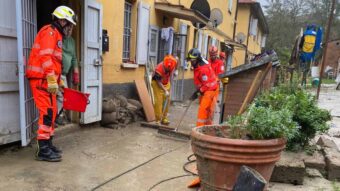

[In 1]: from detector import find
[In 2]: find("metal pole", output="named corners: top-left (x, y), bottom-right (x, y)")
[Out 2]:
top-left (316, 0), bottom-right (336, 99)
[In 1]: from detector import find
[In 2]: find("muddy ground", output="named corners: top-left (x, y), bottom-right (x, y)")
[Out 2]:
top-left (0, 85), bottom-right (340, 191)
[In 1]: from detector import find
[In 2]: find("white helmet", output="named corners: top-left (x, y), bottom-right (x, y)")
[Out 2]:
top-left (52, 6), bottom-right (77, 25)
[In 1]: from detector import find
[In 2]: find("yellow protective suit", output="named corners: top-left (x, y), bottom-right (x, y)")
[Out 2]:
top-left (151, 80), bottom-right (171, 123)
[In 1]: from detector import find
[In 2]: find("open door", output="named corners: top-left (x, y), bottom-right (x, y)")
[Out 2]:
top-left (17, 0), bottom-right (39, 146)
top-left (148, 25), bottom-right (159, 66)
top-left (81, 0), bottom-right (103, 124)
top-left (0, 0), bottom-right (22, 145)
top-left (170, 24), bottom-right (188, 102)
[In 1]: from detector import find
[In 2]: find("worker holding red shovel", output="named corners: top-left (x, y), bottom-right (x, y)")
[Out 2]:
top-left (26, 6), bottom-right (77, 162)
top-left (56, 22), bottom-right (80, 126)
top-left (187, 48), bottom-right (218, 127)
top-left (151, 55), bottom-right (178, 125)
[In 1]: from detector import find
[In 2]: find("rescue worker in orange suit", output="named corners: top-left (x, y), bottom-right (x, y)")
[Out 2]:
top-left (151, 55), bottom-right (178, 125)
top-left (187, 48), bottom-right (218, 127)
top-left (26, 6), bottom-right (77, 162)
top-left (219, 52), bottom-right (226, 65)
top-left (209, 46), bottom-right (229, 86)
top-left (208, 46), bottom-right (229, 123)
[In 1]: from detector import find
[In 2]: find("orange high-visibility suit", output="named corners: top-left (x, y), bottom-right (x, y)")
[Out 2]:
top-left (193, 62), bottom-right (218, 127)
top-left (26, 24), bottom-right (63, 140)
top-left (209, 58), bottom-right (225, 92)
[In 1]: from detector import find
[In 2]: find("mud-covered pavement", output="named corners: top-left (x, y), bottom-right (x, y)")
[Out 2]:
top-left (1, 85), bottom-right (340, 191)
top-left (0, 126), bottom-right (195, 191)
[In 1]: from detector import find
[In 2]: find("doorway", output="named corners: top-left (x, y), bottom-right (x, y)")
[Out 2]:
top-left (36, 0), bottom-right (82, 123)
top-left (19, 0), bottom-right (103, 146)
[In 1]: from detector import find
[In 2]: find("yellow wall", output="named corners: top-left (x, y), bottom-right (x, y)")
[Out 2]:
top-left (233, 4), bottom-right (265, 67)
top-left (233, 6), bottom-right (250, 67)
top-left (99, 0), bottom-right (238, 84)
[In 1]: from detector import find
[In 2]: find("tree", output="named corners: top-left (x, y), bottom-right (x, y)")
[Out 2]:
top-left (264, 0), bottom-right (340, 65)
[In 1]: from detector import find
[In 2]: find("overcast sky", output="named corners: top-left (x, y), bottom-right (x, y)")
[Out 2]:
top-left (257, 0), bottom-right (269, 8)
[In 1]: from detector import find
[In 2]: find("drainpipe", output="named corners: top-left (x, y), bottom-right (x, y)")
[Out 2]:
top-left (16, 0), bottom-right (27, 146)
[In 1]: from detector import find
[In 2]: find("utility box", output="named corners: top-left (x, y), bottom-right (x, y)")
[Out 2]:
top-left (102, 29), bottom-right (109, 52)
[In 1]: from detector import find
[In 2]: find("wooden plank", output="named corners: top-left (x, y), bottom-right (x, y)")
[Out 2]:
top-left (238, 70), bottom-right (263, 115)
top-left (135, 79), bottom-right (156, 122)
top-left (238, 63), bottom-right (273, 115)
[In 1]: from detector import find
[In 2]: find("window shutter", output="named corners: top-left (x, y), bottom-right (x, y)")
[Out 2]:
top-left (228, 0), bottom-right (233, 13)
top-left (136, 2), bottom-right (150, 65)
top-left (261, 35), bottom-right (267, 48)
top-left (249, 17), bottom-right (258, 36)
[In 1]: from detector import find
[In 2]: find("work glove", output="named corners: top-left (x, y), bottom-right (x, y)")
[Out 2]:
top-left (190, 90), bottom-right (201, 101)
top-left (221, 77), bottom-right (229, 84)
top-left (73, 71), bottom-right (80, 86)
top-left (165, 90), bottom-right (170, 97)
top-left (59, 79), bottom-right (65, 88)
top-left (46, 75), bottom-right (59, 94)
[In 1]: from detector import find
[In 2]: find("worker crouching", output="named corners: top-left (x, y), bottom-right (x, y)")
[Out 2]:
top-left (26, 6), bottom-right (77, 162)
top-left (151, 55), bottom-right (178, 125)
top-left (187, 48), bottom-right (218, 127)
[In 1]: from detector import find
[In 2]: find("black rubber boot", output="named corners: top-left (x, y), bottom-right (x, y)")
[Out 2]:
top-left (49, 136), bottom-right (62, 155)
top-left (36, 140), bottom-right (62, 162)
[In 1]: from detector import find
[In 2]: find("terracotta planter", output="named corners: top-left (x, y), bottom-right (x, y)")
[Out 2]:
top-left (191, 125), bottom-right (286, 191)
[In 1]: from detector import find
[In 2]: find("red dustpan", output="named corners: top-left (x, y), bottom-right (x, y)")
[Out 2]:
top-left (63, 88), bottom-right (90, 112)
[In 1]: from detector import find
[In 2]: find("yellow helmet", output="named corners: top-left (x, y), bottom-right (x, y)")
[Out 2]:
top-left (52, 6), bottom-right (77, 25)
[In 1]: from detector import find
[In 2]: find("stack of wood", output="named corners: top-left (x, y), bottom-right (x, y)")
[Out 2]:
top-left (101, 95), bottom-right (145, 129)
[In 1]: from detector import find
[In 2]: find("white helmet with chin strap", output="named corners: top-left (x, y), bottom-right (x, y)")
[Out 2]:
top-left (52, 6), bottom-right (77, 26)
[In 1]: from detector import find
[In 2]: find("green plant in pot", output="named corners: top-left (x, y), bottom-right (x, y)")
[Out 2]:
top-left (255, 83), bottom-right (331, 151)
top-left (191, 104), bottom-right (298, 191)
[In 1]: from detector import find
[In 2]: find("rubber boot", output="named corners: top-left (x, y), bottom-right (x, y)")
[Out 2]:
top-left (49, 136), bottom-right (62, 155)
top-left (187, 177), bottom-right (200, 188)
top-left (161, 118), bottom-right (170, 125)
top-left (36, 140), bottom-right (62, 162)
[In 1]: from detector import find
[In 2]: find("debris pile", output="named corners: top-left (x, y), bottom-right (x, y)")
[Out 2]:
top-left (101, 95), bottom-right (145, 129)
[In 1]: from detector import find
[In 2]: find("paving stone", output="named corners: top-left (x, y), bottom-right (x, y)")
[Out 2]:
top-left (316, 135), bottom-right (338, 149)
top-left (303, 151), bottom-right (326, 175)
top-left (270, 152), bottom-right (305, 185)
top-left (306, 168), bottom-right (323, 178)
top-left (324, 147), bottom-right (340, 180)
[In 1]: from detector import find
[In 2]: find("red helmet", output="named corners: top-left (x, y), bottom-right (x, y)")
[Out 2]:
top-left (209, 46), bottom-right (218, 57)
top-left (219, 52), bottom-right (226, 59)
top-left (163, 55), bottom-right (177, 71)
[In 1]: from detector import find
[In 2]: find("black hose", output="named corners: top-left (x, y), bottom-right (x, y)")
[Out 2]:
top-left (147, 174), bottom-right (192, 191)
top-left (183, 154), bottom-right (197, 175)
top-left (147, 154), bottom-right (198, 190)
top-left (91, 144), bottom-right (186, 191)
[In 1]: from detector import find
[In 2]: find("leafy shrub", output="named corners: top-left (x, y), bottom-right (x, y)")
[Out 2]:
top-left (226, 105), bottom-right (298, 140)
top-left (255, 83), bottom-right (331, 150)
top-left (226, 115), bottom-right (247, 139)
top-left (246, 105), bottom-right (298, 140)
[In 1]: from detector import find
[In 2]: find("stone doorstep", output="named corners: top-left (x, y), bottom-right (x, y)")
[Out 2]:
top-left (55, 123), bottom-right (81, 138)
top-left (303, 151), bottom-right (326, 175)
top-left (306, 168), bottom-right (323, 178)
top-left (324, 147), bottom-right (340, 180)
top-left (270, 152), bottom-right (305, 185)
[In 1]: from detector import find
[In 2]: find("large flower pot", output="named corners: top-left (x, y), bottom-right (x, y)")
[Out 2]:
top-left (191, 125), bottom-right (286, 191)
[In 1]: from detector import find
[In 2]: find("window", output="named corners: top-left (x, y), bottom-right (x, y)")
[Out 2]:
top-left (261, 35), bottom-right (267, 48)
top-left (249, 16), bottom-right (258, 36)
top-left (257, 31), bottom-right (261, 45)
top-left (123, 1), bottom-right (132, 61)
